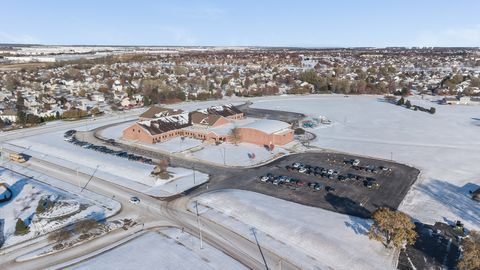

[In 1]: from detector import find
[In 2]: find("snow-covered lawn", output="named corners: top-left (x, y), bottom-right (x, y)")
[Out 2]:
top-left (67, 228), bottom-right (247, 270)
top-left (136, 136), bottom-right (204, 153)
top-left (0, 167), bottom-right (116, 248)
top-left (98, 121), bottom-right (134, 140)
top-left (6, 130), bottom-right (208, 197)
top-left (251, 95), bottom-right (480, 230)
top-left (194, 190), bottom-right (396, 270)
top-left (190, 142), bottom-right (288, 166)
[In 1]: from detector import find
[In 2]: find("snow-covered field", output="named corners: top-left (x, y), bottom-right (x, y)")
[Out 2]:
top-left (6, 130), bottom-right (208, 197)
top-left (190, 142), bottom-right (288, 166)
top-left (67, 228), bottom-right (247, 270)
top-left (194, 189), bottom-right (396, 270)
top-left (251, 95), bottom-right (480, 230)
top-left (0, 167), bottom-right (116, 248)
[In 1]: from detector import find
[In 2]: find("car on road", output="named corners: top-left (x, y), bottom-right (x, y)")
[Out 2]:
top-left (129, 196), bottom-right (140, 204)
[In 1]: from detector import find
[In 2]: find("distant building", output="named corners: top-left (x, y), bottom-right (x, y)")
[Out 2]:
top-left (442, 96), bottom-right (479, 105)
top-left (0, 109), bottom-right (17, 123)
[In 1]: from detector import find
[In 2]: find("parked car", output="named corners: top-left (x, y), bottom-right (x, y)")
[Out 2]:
top-left (261, 173), bottom-right (273, 182)
top-left (380, 166), bottom-right (390, 171)
top-left (299, 167), bottom-right (308, 174)
top-left (352, 159), bottom-right (360, 166)
top-left (325, 186), bottom-right (335, 192)
top-left (292, 162), bottom-right (303, 169)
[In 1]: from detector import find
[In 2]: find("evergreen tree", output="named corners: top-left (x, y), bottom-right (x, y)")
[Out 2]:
top-left (405, 100), bottom-right (412, 109)
top-left (15, 218), bottom-right (30, 235)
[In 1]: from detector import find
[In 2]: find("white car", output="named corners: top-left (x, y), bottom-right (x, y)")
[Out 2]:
top-left (129, 196), bottom-right (140, 204)
top-left (292, 162), bottom-right (302, 168)
top-left (260, 175), bottom-right (270, 182)
top-left (299, 167), bottom-right (308, 173)
top-left (352, 159), bottom-right (360, 166)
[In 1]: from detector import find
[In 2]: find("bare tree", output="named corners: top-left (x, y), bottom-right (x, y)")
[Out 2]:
top-left (229, 127), bottom-right (241, 145)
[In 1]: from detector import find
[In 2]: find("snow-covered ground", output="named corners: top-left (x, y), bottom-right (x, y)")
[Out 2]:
top-left (67, 228), bottom-right (247, 270)
top-left (5, 130), bottom-right (208, 197)
top-left (126, 136), bottom-right (204, 154)
top-left (251, 95), bottom-right (480, 230)
top-left (98, 121), bottom-right (134, 140)
top-left (194, 189), bottom-right (396, 270)
top-left (190, 142), bottom-right (288, 166)
top-left (0, 167), bottom-right (117, 248)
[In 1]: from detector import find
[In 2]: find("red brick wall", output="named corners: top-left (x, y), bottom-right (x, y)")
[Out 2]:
top-left (122, 123), bottom-right (154, 143)
top-left (236, 128), bottom-right (294, 146)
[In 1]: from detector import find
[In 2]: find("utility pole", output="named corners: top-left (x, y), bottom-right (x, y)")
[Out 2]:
top-left (223, 147), bottom-right (226, 165)
top-left (390, 152), bottom-right (393, 161)
top-left (195, 201), bottom-right (203, 249)
top-left (251, 227), bottom-right (269, 270)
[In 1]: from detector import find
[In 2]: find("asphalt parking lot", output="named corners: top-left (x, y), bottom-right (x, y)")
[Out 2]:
top-left (90, 122), bottom-right (420, 219)
top-left (209, 152), bottom-right (420, 218)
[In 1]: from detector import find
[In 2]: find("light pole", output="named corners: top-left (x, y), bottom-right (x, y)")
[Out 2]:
top-left (193, 165), bottom-right (196, 185)
top-left (195, 201), bottom-right (204, 249)
top-left (251, 227), bottom-right (269, 270)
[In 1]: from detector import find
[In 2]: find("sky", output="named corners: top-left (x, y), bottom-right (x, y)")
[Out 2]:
top-left (1, 0), bottom-right (480, 47)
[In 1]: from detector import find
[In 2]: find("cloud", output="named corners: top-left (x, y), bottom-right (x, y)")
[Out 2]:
top-left (416, 25), bottom-right (480, 47)
top-left (0, 31), bottom-right (40, 44)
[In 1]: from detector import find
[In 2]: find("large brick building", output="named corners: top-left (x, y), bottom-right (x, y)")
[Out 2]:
top-left (122, 104), bottom-right (294, 146)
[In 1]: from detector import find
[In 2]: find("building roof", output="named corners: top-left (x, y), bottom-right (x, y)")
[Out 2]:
top-left (138, 113), bottom-right (190, 135)
top-left (197, 104), bottom-right (242, 118)
top-left (190, 111), bottom-right (223, 126)
top-left (139, 106), bottom-right (184, 119)
top-left (239, 119), bottom-right (291, 134)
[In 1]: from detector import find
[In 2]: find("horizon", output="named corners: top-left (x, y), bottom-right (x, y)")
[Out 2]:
top-left (2, 0), bottom-right (480, 47)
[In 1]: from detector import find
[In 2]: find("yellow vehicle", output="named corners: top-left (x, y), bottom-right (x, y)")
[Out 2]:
top-left (9, 153), bottom-right (26, 163)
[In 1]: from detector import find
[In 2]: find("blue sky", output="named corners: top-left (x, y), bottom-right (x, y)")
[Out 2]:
top-left (1, 0), bottom-right (480, 47)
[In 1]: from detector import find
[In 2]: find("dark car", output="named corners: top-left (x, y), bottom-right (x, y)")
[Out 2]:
top-left (325, 186), bottom-right (336, 192)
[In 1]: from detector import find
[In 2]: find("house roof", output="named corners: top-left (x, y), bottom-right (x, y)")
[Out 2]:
top-left (139, 106), bottom-right (184, 119)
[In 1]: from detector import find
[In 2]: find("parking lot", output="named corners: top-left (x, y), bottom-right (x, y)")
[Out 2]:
top-left (206, 152), bottom-right (420, 218)
top-left (87, 123), bottom-right (420, 219)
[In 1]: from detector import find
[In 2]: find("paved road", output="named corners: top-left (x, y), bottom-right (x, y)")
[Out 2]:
top-left (0, 152), bottom-right (299, 270)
